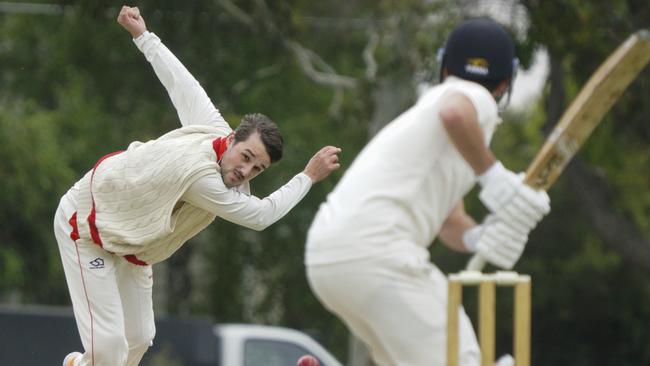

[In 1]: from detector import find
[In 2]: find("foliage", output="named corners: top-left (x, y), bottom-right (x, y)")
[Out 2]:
top-left (0, 101), bottom-right (74, 303)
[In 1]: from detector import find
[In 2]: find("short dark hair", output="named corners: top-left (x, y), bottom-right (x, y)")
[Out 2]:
top-left (234, 113), bottom-right (284, 163)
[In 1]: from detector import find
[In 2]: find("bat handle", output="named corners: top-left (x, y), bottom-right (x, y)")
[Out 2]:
top-left (466, 253), bottom-right (487, 272)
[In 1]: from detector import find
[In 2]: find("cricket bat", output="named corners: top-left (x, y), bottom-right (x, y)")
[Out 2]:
top-left (467, 29), bottom-right (650, 271)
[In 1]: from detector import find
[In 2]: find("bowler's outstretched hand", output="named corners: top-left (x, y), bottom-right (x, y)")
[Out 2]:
top-left (303, 146), bottom-right (342, 183)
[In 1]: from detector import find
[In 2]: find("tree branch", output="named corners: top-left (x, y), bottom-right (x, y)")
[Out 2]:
top-left (544, 52), bottom-right (566, 133)
top-left (232, 64), bottom-right (282, 95)
top-left (284, 40), bottom-right (358, 89)
top-left (363, 30), bottom-right (380, 81)
top-left (215, 0), bottom-right (361, 117)
top-left (215, 0), bottom-right (255, 27)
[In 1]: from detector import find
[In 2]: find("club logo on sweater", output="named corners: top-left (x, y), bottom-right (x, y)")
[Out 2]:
top-left (89, 258), bottom-right (105, 269)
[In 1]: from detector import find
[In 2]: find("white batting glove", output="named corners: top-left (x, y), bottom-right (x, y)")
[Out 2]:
top-left (503, 185), bottom-right (550, 232)
top-left (463, 215), bottom-right (529, 270)
top-left (478, 161), bottom-right (551, 233)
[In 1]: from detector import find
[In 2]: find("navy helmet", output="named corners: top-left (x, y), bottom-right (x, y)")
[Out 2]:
top-left (439, 18), bottom-right (517, 88)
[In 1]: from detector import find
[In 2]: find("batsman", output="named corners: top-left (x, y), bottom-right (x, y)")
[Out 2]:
top-left (305, 18), bottom-right (550, 365)
top-left (57, 6), bottom-right (341, 366)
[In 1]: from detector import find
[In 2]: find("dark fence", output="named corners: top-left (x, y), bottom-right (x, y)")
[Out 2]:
top-left (0, 305), bottom-right (220, 366)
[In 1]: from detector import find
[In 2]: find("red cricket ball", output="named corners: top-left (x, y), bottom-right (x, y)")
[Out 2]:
top-left (296, 355), bottom-right (320, 366)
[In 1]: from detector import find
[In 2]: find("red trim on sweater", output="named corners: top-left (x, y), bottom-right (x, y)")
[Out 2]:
top-left (124, 255), bottom-right (148, 266)
top-left (68, 210), bottom-right (148, 266)
top-left (87, 150), bottom-right (124, 247)
top-left (212, 133), bottom-right (232, 162)
top-left (69, 212), bottom-right (80, 241)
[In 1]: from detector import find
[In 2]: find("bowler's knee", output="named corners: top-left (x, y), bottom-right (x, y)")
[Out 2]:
top-left (129, 336), bottom-right (154, 357)
top-left (93, 333), bottom-right (129, 365)
top-left (127, 326), bottom-right (156, 358)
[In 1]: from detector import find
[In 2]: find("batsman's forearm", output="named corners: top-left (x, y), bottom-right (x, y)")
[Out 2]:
top-left (439, 201), bottom-right (477, 253)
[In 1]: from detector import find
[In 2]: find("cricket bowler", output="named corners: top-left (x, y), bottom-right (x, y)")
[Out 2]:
top-left (58, 6), bottom-right (341, 366)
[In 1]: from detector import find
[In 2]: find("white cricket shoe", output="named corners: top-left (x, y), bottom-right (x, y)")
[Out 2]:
top-left (495, 354), bottom-right (515, 366)
top-left (63, 351), bottom-right (82, 366)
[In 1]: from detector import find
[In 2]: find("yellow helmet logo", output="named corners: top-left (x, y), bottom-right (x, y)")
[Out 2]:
top-left (468, 58), bottom-right (488, 67)
top-left (465, 58), bottom-right (489, 75)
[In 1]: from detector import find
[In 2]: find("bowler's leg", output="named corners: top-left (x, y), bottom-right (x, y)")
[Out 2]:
top-left (54, 199), bottom-right (130, 366)
top-left (115, 259), bottom-right (155, 366)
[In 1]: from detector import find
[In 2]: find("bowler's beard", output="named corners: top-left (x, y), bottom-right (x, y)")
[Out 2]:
top-left (220, 167), bottom-right (237, 188)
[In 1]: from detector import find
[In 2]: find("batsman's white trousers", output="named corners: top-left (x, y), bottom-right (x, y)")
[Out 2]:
top-left (307, 252), bottom-right (480, 366)
top-left (54, 194), bottom-right (155, 366)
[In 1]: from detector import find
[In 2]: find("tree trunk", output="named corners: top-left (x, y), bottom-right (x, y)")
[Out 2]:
top-left (368, 76), bottom-right (416, 137)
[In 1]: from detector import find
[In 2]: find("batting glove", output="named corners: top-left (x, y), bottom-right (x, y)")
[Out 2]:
top-left (478, 161), bottom-right (551, 233)
top-left (463, 215), bottom-right (529, 270)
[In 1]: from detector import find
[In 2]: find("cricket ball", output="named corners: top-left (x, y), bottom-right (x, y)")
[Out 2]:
top-left (296, 355), bottom-right (320, 366)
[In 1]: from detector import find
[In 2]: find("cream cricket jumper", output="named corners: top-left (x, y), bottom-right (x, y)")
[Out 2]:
top-left (65, 31), bottom-right (312, 265)
top-left (74, 126), bottom-right (226, 264)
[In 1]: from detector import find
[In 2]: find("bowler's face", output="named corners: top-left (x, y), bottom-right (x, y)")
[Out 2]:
top-left (219, 132), bottom-right (271, 188)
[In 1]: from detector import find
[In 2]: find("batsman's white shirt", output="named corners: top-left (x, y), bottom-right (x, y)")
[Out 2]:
top-left (305, 77), bottom-right (499, 366)
top-left (306, 76), bottom-right (499, 265)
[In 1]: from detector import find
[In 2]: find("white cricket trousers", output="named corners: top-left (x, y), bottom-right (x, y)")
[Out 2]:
top-left (54, 194), bottom-right (156, 366)
top-left (307, 252), bottom-right (480, 366)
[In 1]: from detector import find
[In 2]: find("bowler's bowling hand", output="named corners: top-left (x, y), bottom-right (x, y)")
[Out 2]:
top-left (117, 5), bottom-right (147, 39)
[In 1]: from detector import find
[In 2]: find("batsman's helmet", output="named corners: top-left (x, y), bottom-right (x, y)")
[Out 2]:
top-left (438, 18), bottom-right (517, 89)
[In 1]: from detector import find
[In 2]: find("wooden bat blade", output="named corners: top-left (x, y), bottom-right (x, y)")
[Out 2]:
top-left (524, 30), bottom-right (650, 190)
